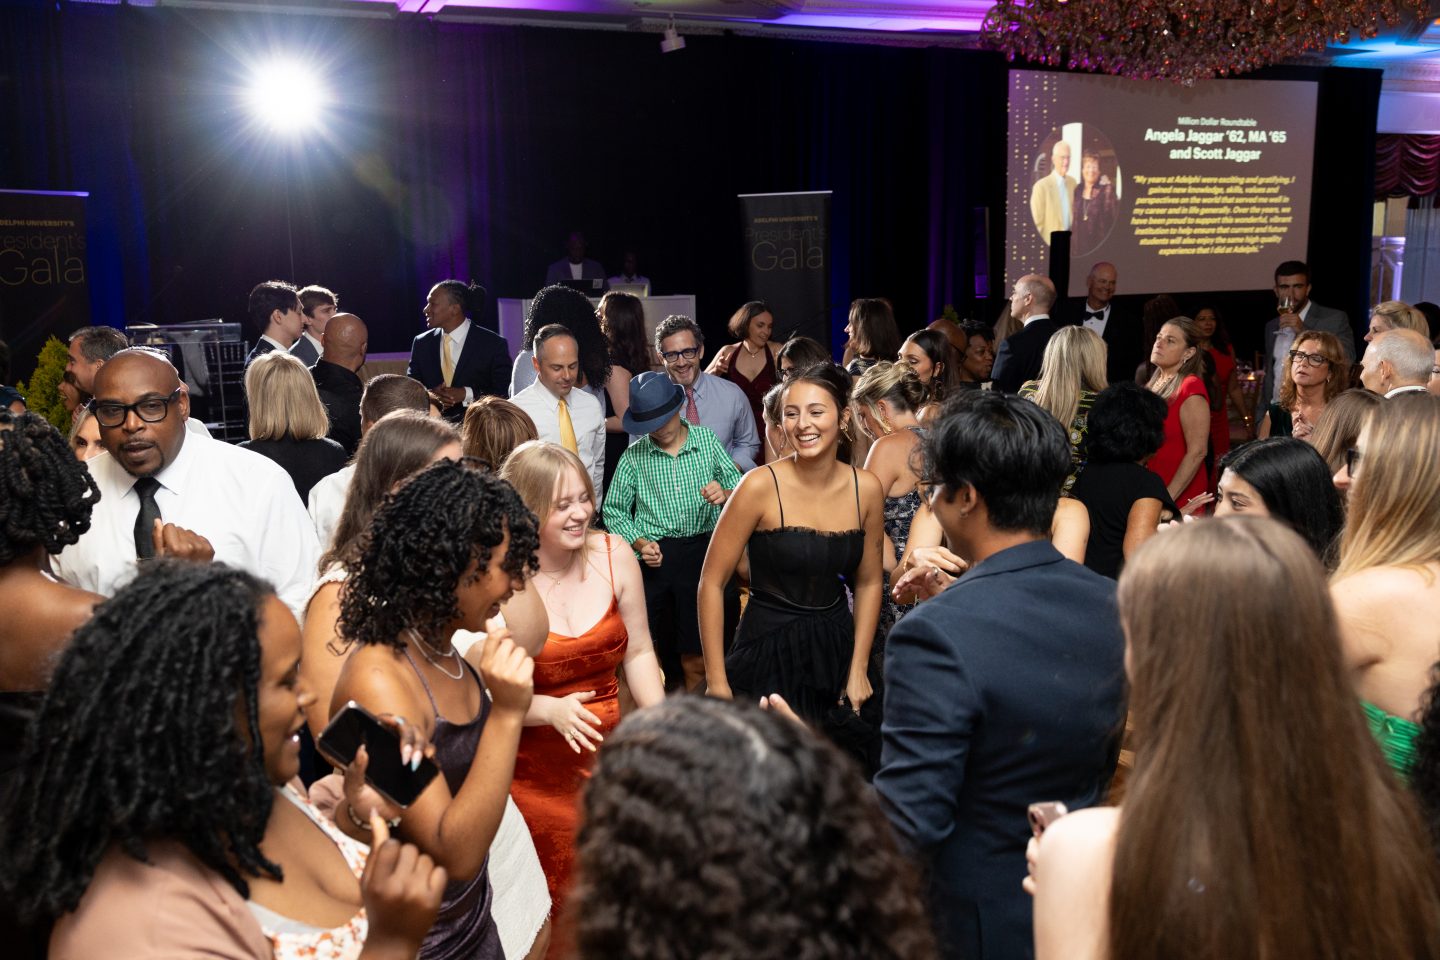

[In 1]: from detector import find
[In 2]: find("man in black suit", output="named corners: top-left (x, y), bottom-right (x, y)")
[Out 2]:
top-left (1059, 262), bottom-right (1142, 385)
top-left (544, 229), bottom-right (607, 289)
top-left (406, 279), bottom-right (512, 422)
top-left (877, 392), bottom-right (1126, 960)
top-left (990, 273), bottom-right (1058, 393)
top-left (310, 312), bottom-right (367, 456)
top-left (244, 281), bottom-right (303, 368)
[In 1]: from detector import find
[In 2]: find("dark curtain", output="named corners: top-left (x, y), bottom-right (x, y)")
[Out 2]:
top-left (1376, 134), bottom-right (1440, 198)
top-left (0, 3), bottom-right (1006, 355)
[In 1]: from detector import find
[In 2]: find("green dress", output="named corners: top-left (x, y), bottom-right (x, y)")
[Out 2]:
top-left (1362, 700), bottom-right (1421, 778)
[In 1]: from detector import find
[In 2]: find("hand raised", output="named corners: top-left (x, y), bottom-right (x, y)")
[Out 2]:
top-left (152, 521), bottom-right (215, 563)
top-left (478, 617), bottom-right (534, 715)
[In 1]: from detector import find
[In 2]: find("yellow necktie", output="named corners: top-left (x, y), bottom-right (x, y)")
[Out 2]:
top-left (441, 333), bottom-right (455, 386)
top-left (557, 398), bottom-right (579, 454)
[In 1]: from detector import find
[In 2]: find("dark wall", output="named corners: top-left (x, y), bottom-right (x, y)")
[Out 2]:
top-left (0, 3), bottom-right (1377, 364)
top-left (0, 3), bottom-right (1006, 356)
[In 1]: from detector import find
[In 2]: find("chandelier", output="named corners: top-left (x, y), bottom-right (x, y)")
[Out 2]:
top-left (981, 0), bottom-right (1429, 84)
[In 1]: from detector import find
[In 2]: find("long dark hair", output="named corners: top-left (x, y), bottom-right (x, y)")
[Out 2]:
top-left (598, 291), bottom-right (651, 375)
top-left (573, 697), bottom-right (938, 960)
top-left (1113, 519), bottom-right (1440, 960)
top-left (0, 561), bottom-right (279, 921)
top-left (847, 298), bottom-right (900, 361)
top-left (0, 410), bottom-right (99, 566)
top-left (1218, 438), bottom-right (1343, 566)
top-left (338, 458), bottom-right (540, 649)
top-left (902, 329), bottom-right (961, 402)
top-left (524, 284), bottom-right (612, 390)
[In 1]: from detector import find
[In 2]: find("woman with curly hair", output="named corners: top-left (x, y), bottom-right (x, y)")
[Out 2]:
top-left (499, 441), bottom-right (665, 956)
top-left (1331, 394), bottom-right (1440, 777)
top-left (331, 458), bottom-right (542, 960)
top-left (0, 412), bottom-right (102, 779)
top-left (1029, 519), bottom-right (1440, 960)
top-left (1257, 329), bottom-right (1346, 441)
top-left (572, 697), bottom-right (938, 960)
top-left (1, 560), bottom-right (448, 959)
top-left (597, 291), bottom-right (649, 491)
top-left (509, 284), bottom-right (613, 409)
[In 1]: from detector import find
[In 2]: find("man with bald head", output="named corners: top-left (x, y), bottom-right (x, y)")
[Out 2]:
top-left (1030, 141), bottom-right (1077, 245)
top-left (1060, 262), bottom-right (1141, 384)
top-left (992, 273), bottom-right (1059, 394)
top-left (310, 312), bottom-right (369, 455)
top-left (51, 348), bottom-right (318, 620)
top-left (1360, 328), bottom-right (1434, 398)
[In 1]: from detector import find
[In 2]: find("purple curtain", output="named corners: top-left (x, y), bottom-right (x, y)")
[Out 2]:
top-left (1376, 134), bottom-right (1440, 198)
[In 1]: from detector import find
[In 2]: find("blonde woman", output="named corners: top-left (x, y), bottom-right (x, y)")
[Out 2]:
top-left (1144, 317), bottom-right (1210, 510)
top-left (1020, 326), bottom-right (1108, 492)
top-left (498, 441), bottom-right (664, 954)
top-left (1257, 329), bottom-right (1346, 442)
top-left (1330, 394), bottom-right (1440, 776)
top-left (240, 351), bottom-right (347, 499)
top-left (1366, 299), bottom-right (1430, 343)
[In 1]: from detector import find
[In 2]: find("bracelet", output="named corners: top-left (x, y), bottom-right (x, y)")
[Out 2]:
top-left (346, 803), bottom-right (402, 833)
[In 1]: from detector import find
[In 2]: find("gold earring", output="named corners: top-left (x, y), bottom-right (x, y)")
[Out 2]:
top-left (880, 414), bottom-right (894, 435)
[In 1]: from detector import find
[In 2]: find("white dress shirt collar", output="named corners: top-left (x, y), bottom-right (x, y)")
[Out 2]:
top-left (1385, 385), bottom-right (1429, 398)
top-left (302, 331), bottom-right (323, 356)
top-left (260, 334), bottom-right (289, 352)
top-left (445, 318), bottom-right (471, 352)
top-left (1021, 313), bottom-right (1050, 328)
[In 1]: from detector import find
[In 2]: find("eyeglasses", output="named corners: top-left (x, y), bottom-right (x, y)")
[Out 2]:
top-left (1288, 350), bottom-right (1331, 368)
top-left (90, 388), bottom-right (182, 428)
top-left (1345, 447), bottom-right (1363, 477)
top-left (779, 364), bottom-right (798, 380)
top-left (659, 347), bottom-right (700, 363)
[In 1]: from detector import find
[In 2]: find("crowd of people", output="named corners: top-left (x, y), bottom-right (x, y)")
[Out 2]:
top-left (4, 255), bottom-right (1440, 960)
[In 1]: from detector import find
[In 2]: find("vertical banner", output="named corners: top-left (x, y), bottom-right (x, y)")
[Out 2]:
top-left (739, 191), bottom-right (831, 349)
top-left (0, 190), bottom-right (90, 385)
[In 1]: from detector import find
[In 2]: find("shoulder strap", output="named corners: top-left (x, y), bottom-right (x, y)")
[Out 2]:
top-left (605, 533), bottom-right (617, 601)
top-left (766, 464), bottom-right (784, 527)
top-left (401, 647), bottom-right (442, 714)
top-left (851, 465), bottom-right (861, 526)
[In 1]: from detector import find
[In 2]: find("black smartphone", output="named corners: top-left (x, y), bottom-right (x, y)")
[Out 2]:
top-left (317, 701), bottom-right (440, 808)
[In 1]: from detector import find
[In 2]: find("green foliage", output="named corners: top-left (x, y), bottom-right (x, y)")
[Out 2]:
top-left (941, 304), bottom-right (961, 324)
top-left (16, 336), bottom-right (73, 434)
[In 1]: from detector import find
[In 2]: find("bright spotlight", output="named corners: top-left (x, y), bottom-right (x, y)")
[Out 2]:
top-left (246, 60), bottom-right (327, 133)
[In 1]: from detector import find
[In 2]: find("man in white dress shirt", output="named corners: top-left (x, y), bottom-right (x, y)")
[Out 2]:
top-left (52, 348), bottom-right (319, 621)
top-left (511, 325), bottom-right (606, 497)
top-left (1360, 328), bottom-right (1434, 398)
top-left (289, 284), bottom-right (338, 367)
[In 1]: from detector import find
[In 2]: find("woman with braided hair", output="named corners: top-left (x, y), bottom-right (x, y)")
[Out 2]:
top-left (0, 411), bottom-right (103, 773)
top-left (332, 457), bottom-right (542, 960)
top-left (572, 697), bottom-right (938, 960)
top-left (0, 560), bottom-right (448, 959)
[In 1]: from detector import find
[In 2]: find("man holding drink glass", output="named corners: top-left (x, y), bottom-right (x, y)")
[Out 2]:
top-left (1262, 259), bottom-right (1356, 406)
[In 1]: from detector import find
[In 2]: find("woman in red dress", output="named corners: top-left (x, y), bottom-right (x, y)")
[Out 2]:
top-left (1193, 306), bottom-right (1250, 473)
top-left (707, 300), bottom-right (781, 444)
top-left (1145, 318), bottom-right (1211, 511)
top-left (498, 441), bottom-right (665, 957)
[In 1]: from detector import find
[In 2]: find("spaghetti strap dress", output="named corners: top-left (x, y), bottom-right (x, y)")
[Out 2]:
top-left (401, 651), bottom-right (504, 960)
top-left (510, 535), bottom-right (628, 959)
top-left (727, 465), bottom-right (868, 725)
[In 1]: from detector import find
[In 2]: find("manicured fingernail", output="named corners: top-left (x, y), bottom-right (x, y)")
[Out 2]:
top-left (401, 744), bottom-right (411, 765)
top-left (411, 754), bottom-right (421, 771)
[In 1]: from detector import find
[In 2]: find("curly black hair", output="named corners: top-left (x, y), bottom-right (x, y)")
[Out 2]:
top-left (338, 457), bottom-right (540, 649)
top-left (572, 697), bottom-right (938, 960)
top-left (0, 410), bottom-right (100, 566)
top-left (1413, 662), bottom-right (1440, 856)
top-left (0, 561), bottom-right (278, 922)
top-left (523, 284), bottom-right (612, 391)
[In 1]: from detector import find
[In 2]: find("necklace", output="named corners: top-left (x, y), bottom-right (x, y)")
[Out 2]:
top-left (536, 553), bottom-right (577, 583)
top-left (406, 627), bottom-right (463, 680)
top-left (740, 340), bottom-right (763, 357)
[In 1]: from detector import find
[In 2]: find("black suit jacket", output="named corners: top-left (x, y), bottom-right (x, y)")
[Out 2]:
top-left (310, 359), bottom-right (364, 456)
top-left (406, 321), bottom-right (512, 421)
top-left (876, 541), bottom-right (1126, 960)
top-left (990, 316), bottom-right (1058, 393)
top-left (1058, 301), bottom-right (1144, 386)
top-left (244, 338), bottom-right (276, 369)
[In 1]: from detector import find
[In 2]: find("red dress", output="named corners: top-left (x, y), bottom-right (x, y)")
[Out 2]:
top-left (510, 537), bottom-right (627, 958)
top-left (1147, 375), bottom-right (1210, 510)
top-left (1206, 346), bottom-right (1236, 482)
top-left (723, 344), bottom-right (777, 447)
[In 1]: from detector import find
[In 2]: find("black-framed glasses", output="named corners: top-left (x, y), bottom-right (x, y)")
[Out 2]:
top-left (1345, 447), bottom-right (1362, 477)
top-left (90, 387), bottom-right (182, 428)
top-left (1288, 349), bottom-right (1331, 368)
top-left (659, 346), bottom-right (700, 363)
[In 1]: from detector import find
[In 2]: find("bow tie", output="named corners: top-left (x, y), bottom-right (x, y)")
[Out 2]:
top-left (1086, 309), bottom-right (1105, 320)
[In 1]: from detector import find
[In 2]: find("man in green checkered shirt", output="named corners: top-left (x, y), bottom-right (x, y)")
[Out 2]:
top-left (603, 371), bottom-right (744, 691)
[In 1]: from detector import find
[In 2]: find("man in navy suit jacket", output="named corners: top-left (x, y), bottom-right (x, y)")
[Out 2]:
top-left (406, 280), bottom-right (511, 422)
top-left (991, 274), bottom-right (1059, 394)
top-left (876, 392), bottom-right (1126, 960)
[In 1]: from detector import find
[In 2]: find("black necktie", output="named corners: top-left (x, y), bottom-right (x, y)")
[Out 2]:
top-left (1086, 310), bottom-right (1104, 320)
top-left (133, 477), bottom-right (162, 560)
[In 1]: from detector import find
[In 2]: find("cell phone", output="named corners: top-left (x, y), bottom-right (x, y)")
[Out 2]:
top-left (1027, 801), bottom-right (1069, 838)
top-left (317, 701), bottom-right (441, 808)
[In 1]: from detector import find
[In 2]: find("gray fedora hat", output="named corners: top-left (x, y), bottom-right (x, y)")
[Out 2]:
top-left (622, 371), bottom-right (686, 435)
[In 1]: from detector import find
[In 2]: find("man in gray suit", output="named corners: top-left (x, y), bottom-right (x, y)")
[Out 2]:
top-left (1262, 260), bottom-right (1355, 406)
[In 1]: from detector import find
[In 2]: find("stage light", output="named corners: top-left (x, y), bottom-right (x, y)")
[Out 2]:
top-left (246, 60), bottom-right (328, 133)
top-left (660, 16), bottom-right (686, 54)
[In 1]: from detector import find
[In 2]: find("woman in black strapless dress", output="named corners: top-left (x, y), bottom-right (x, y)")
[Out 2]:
top-left (699, 363), bottom-right (885, 765)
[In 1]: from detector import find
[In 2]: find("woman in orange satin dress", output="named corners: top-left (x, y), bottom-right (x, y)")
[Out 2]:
top-left (499, 441), bottom-right (666, 955)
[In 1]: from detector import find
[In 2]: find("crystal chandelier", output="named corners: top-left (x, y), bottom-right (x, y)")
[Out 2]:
top-left (981, 0), bottom-right (1429, 84)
